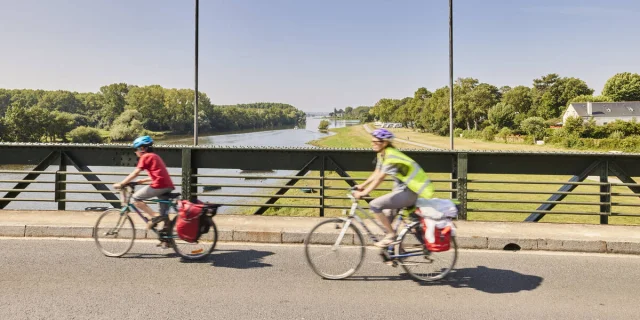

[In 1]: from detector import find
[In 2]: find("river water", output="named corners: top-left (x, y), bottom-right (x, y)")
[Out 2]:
top-left (0, 117), bottom-right (360, 213)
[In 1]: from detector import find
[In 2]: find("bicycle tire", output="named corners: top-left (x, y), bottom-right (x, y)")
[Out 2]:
top-left (397, 225), bottom-right (458, 282)
top-left (169, 215), bottom-right (218, 260)
top-left (93, 209), bottom-right (135, 257)
top-left (304, 218), bottom-right (365, 280)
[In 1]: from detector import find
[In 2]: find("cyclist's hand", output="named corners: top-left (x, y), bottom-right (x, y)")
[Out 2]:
top-left (354, 184), bottom-right (364, 191)
top-left (353, 191), bottom-right (366, 199)
top-left (113, 183), bottom-right (122, 190)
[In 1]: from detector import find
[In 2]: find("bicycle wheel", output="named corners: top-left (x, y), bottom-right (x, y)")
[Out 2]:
top-left (304, 218), bottom-right (365, 280)
top-left (397, 225), bottom-right (457, 282)
top-left (169, 215), bottom-right (218, 260)
top-left (93, 209), bottom-right (135, 257)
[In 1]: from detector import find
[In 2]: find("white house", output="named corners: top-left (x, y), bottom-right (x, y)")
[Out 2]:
top-left (562, 101), bottom-right (640, 126)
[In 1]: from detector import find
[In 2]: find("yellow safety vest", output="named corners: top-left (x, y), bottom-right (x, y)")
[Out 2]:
top-left (378, 147), bottom-right (434, 199)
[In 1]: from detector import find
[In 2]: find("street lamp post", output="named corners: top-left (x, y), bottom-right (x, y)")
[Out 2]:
top-left (194, 0), bottom-right (200, 146)
top-left (448, 0), bottom-right (454, 150)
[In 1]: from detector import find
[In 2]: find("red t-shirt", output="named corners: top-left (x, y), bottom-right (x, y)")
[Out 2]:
top-left (137, 153), bottom-right (174, 189)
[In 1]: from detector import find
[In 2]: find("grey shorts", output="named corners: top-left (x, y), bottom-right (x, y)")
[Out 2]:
top-left (132, 186), bottom-right (174, 216)
top-left (132, 186), bottom-right (174, 201)
top-left (369, 188), bottom-right (418, 216)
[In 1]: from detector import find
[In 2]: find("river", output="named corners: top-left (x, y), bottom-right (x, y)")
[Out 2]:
top-left (0, 117), bottom-right (360, 213)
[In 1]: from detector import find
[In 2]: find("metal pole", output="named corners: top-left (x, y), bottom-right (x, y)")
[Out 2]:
top-left (448, 0), bottom-right (454, 150)
top-left (194, 0), bottom-right (199, 146)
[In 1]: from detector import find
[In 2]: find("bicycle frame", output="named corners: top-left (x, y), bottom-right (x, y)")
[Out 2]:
top-left (335, 193), bottom-right (425, 260)
top-left (117, 185), bottom-right (178, 239)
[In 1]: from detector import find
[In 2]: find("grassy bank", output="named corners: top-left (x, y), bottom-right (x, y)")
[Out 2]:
top-left (246, 124), bottom-right (640, 225)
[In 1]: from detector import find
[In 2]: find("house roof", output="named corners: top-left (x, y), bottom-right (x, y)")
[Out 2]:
top-left (570, 102), bottom-right (640, 118)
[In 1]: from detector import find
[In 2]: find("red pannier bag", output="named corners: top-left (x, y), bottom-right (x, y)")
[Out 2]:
top-left (419, 218), bottom-right (452, 252)
top-left (176, 200), bottom-right (205, 243)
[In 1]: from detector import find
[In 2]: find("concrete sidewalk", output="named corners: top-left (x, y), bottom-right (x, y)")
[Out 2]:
top-left (1, 210), bottom-right (639, 254)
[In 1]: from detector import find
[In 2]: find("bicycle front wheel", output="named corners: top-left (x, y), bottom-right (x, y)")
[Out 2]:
top-left (304, 218), bottom-right (365, 280)
top-left (169, 215), bottom-right (218, 260)
top-left (93, 209), bottom-right (135, 257)
top-left (397, 225), bottom-right (457, 282)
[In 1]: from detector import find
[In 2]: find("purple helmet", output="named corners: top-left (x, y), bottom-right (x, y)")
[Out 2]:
top-left (371, 128), bottom-right (394, 141)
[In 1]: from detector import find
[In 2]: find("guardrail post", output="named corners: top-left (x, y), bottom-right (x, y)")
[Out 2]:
top-left (56, 152), bottom-right (66, 210)
top-left (600, 160), bottom-right (610, 225)
top-left (456, 152), bottom-right (468, 220)
top-left (182, 148), bottom-right (197, 202)
top-left (319, 156), bottom-right (325, 217)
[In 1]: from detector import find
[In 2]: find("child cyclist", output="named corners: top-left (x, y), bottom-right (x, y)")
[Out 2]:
top-left (113, 136), bottom-right (175, 236)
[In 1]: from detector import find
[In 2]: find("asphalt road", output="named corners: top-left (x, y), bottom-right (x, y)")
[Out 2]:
top-left (1, 238), bottom-right (639, 320)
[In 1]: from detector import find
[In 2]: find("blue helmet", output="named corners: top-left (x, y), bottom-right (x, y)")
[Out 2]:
top-left (132, 136), bottom-right (153, 149)
top-left (371, 128), bottom-right (394, 141)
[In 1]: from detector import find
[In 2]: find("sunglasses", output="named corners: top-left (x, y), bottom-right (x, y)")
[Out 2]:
top-left (371, 140), bottom-right (384, 144)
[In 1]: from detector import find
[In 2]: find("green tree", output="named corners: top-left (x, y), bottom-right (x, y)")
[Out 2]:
top-left (318, 120), bottom-right (330, 131)
top-left (37, 90), bottom-right (82, 114)
top-left (569, 95), bottom-right (613, 105)
top-left (69, 127), bottom-right (103, 143)
top-left (520, 117), bottom-right (548, 140)
top-left (109, 109), bottom-right (145, 141)
top-left (602, 72), bottom-right (640, 101)
top-left (531, 74), bottom-right (593, 119)
top-left (99, 83), bottom-right (129, 128)
top-left (468, 83), bottom-right (500, 130)
top-left (501, 86), bottom-right (533, 115)
top-left (488, 103), bottom-right (516, 129)
top-left (563, 116), bottom-right (585, 135)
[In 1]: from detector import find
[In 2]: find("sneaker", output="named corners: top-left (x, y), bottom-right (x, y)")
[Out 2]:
top-left (156, 241), bottom-right (170, 249)
top-left (147, 215), bottom-right (168, 230)
top-left (374, 234), bottom-right (399, 248)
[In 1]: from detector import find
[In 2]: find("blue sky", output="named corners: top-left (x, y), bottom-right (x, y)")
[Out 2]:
top-left (1, 0), bottom-right (638, 111)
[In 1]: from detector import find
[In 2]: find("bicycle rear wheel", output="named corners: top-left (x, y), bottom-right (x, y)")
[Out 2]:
top-left (304, 218), bottom-right (365, 280)
top-left (93, 209), bottom-right (135, 257)
top-left (397, 225), bottom-right (457, 282)
top-left (169, 215), bottom-right (218, 260)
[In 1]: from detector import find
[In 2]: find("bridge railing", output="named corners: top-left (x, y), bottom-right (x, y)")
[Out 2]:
top-left (1, 143), bottom-right (640, 224)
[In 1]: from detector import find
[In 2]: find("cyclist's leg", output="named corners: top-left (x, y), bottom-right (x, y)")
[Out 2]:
top-left (370, 189), bottom-right (418, 247)
top-left (132, 186), bottom-right (172, 229)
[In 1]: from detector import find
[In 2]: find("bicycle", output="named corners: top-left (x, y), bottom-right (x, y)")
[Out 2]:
top-left (93, 182), bottom-right (220, 260)
top-left (304, 188), bottom-right (458, 282)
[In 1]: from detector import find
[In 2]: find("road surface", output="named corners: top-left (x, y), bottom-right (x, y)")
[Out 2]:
top-left (1, 238), bottom-right (639, 319)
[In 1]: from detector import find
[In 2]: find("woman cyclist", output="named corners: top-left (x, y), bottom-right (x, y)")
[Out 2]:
top-left (353, 128), bottom-right (434, 248)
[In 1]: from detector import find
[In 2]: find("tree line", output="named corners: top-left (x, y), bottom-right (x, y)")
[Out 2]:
top-left (0, 83), bottom-right (306, 143)
top-left (329, 106), bottom-right (374, 122)
top-left (368, 72), bottom-right (640, 139)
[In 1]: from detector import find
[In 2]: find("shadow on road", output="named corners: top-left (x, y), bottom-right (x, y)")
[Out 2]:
top-left (432, 266), bottom-right (543, 294)
top-left (345, 265), bottom-right (543, 294)
top-left (208, 249), bottom-right (274, 269)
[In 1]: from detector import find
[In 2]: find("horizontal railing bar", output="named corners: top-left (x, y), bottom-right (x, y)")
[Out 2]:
top-left (467, 199), bottom-right (607, 206)
top-left (610, 182), bottom-right (640, 187)
top-left (323, 196), bottom-right (374, 201)
top-left (199, 203), bottom-right (322, 208)
top-left (193, 174), bottom-right (322, 180)
top-left (61, 181), bottom-right (182, 186)
top-left (0, 180), bottom-right (54, 184)
top-left (611, 192), bottom-right (640, 197)
top-left (322, 177), bottom-right (456, 183)
top-left (193, 193), bottom-right (322, 199)
top-left (466, 208), bottom-right (602, 215)
top-left (194, 184), bottom-right (321, 189)
top-left (60, 171), bottom-right (181, 177)
top-left (59, 200), bottom-right (168, 204)
top-left (62, 190), bottom-right (118, 194)
top-left (0, 198), bottom-right (53, 202)
top-left (324, 205), bottom-right (370, 210)
top-left (467, 179), bottom-right (608, 186)
top-left (467, 189), bottom-right (608, 196)
top-left (609, 212), bottom-right (640, 217)
top-left (0, 189), bottom-right (52, 193)
top-left (610, 202), bottom-right (640, 207)
top-left (323, 186), bottom-right (455, 193)
top-left (0, 170), bottom-right (56, 174)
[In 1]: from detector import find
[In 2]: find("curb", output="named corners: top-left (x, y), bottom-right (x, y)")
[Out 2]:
top-left (2, 225), bottom-right (640, 254)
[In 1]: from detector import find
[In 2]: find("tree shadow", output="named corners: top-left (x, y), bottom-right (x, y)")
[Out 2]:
top-left (344, 265), bottom-right (543, 294)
